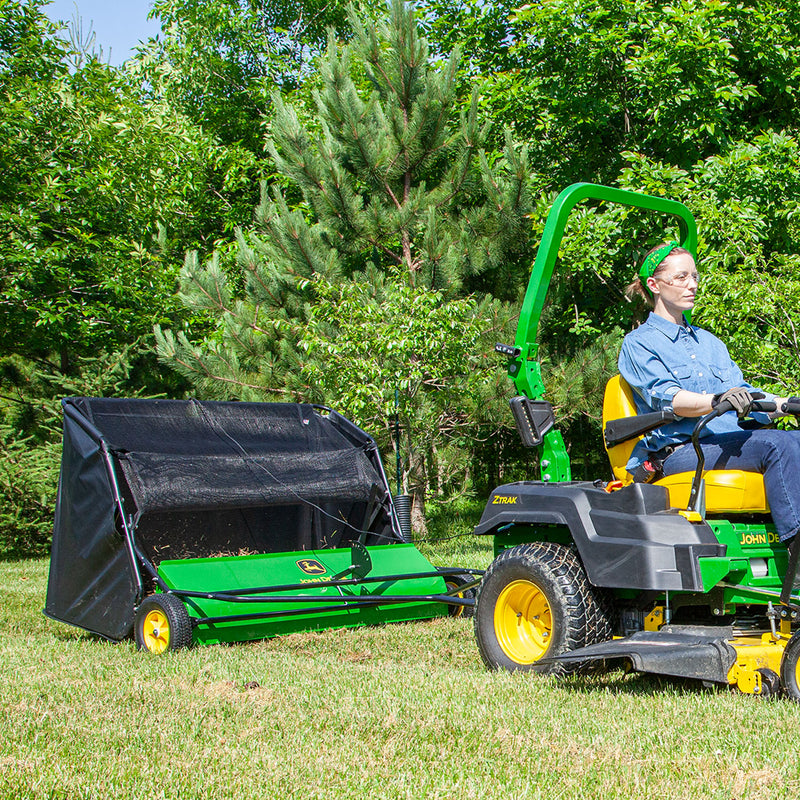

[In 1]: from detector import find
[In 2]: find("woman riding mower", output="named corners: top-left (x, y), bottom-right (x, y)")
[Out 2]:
top-left (619, 241), bottom-right (800, 547)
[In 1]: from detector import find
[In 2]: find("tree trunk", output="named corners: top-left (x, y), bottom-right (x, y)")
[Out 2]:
top-left (60, 345), bottom-right (70, 375)
top-left (411, 488), bottom-right (427, 538)
top-left (408, 446), bottom-right (428, 537)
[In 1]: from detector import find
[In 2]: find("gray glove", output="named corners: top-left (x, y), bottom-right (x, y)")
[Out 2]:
top-left (712, 386), bottom-right (753, 418)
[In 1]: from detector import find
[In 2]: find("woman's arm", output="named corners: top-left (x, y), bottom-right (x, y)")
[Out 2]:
top-left (670, 389), bottom-right (714, 418)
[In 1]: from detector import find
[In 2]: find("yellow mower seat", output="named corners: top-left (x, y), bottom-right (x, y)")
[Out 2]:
top-left (603, 375), bottom-right (769, 514)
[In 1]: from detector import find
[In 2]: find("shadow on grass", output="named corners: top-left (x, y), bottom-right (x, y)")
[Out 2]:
top-left (555, 665), bottom-right (735, 699)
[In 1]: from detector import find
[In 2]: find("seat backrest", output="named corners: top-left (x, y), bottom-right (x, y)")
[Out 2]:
top-left (602, 375), bottom-right (639, 483)
top-left (602, 374), bottom-right (769, 513)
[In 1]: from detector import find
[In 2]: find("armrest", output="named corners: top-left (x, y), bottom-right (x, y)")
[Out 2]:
top-left (604, 409), bottom-right (677, 448)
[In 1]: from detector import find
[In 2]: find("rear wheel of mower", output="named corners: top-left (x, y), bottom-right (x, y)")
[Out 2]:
top-left (135, 594), bottom-right (192, 654)
top-left (474, 542), bottom-right (611, 674)
top-left (780, 631), bottom-right (800, 700)
top-left (437, 569), bottom-right (476, 619)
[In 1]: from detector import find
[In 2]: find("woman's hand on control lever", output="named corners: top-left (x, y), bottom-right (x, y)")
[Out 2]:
top-left (711, 386), bottom-right (756, 418)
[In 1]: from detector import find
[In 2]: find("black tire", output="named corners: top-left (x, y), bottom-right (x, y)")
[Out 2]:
top-left (755, 668), bottom-right (781, 698)
top-left (474, 541), bottom-right (612, 674)
top-left (437, 569), bottom-right (477, 619)
top-left (780, 632), bottom-right (800, 700)
top-left (135, 594), bottom-right (193, 653)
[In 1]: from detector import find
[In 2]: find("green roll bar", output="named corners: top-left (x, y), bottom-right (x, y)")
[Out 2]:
top-left (506, 182), bottom-right (698, 481)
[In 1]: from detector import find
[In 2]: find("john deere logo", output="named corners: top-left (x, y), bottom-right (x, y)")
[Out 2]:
top-left (739, 531), bottom-right (780, 546)
top-left (296, 559), bottom-right (326, 575)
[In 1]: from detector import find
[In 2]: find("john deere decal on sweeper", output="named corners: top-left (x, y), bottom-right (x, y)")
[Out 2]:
top-left (45, 398), bottom-right (478, 652)
top-left (473, 183), bottom-right (800, 698)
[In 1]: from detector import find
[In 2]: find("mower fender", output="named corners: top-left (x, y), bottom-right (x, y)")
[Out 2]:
top-left (475, 481), bottom-right (725, 592)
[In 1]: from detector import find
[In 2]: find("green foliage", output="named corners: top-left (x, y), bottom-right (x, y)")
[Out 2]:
top-left (1, 0), bottom-right (256, 373)
top-left (300, 269), bottom-right (482, 422)
top-left (698, 262), bottom-right (800, 396)
top-left (297, 269), bottom-right (515, 495)
top-left (0, 346), bottom-right (154, 557)
top-left (157, 0), bottom-right (535, 400)
top-left (415, 0), bottom-right (800, 456)
top-left (468, 0), bottom-right (800, 183)
top-left (1, 1), bottom-right (259, 555)
top-left (0, 433), bottom-right (59, 558)
top-left (143, 0), bottom-right (383, 153)
top-left (542, 331), bottom-right (626, 425)
top-left (7, 0), bottom-right (800, 551)
top-left (540, 330), bottom-right (626, 479)
top-left (419, 0), bottom-right (518, 78)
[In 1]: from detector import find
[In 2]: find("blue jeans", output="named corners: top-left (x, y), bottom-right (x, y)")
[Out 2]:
top-left (661, 430), bottom-right (800, 542)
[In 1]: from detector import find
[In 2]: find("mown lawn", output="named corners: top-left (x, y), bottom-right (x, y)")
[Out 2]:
top-left (3, 541), bottom-right (800, 800)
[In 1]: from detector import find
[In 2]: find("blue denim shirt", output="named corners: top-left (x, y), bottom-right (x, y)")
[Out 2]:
top-left (618, 312), bottom-right (773, 471)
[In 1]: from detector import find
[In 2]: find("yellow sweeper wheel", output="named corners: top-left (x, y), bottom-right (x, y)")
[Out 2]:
top-left (135, 594), bottom-right (192, 653)
top-left (438, 569), bottom-right (476, 619)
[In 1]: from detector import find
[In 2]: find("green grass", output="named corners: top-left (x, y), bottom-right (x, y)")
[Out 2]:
top-left (3, 544), bottom-right (800, 800)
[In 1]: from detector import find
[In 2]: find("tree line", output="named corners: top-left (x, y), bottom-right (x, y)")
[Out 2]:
top-left (3, 0), bottom-right (800, 554)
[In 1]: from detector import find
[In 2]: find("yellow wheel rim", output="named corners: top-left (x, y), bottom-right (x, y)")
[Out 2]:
top-left (142, 609), bottom-right (171, 654)
top-left (494, 579), bottom-right (553, 664)
top-left (445, 580), bottom-right (464, 618)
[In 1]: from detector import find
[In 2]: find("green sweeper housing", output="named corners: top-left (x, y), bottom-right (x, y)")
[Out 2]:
top-left (45, 398), bottom-right (477, 652)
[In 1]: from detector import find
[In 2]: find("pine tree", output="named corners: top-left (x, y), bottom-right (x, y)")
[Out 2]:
top-left (156, 0), bottom-right (534, 532)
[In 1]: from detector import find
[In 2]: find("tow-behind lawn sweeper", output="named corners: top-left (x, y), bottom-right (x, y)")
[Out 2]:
top-left (474, 183), bottom-right (800, 698)
top-left (45, 398), bottom-right (478, 652)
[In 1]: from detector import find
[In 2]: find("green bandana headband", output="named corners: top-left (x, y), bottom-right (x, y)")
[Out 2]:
top-left (638, 240), bottom-right (681, 296)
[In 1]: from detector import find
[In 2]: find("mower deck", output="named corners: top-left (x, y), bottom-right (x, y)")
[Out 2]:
top-left (550, 624), bottom-right (788, 695)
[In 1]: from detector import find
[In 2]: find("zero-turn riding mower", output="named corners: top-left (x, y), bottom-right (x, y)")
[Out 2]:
top-left (473, 183), bottom-right (800, 698)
